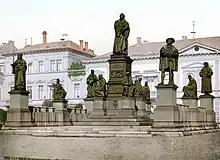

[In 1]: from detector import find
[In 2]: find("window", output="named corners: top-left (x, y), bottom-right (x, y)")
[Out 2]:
top-left (27, 86), bottom-right (32, 100)
top-left (10, 86), bottom-right (14, 91)
top-left (74, 83), bottom-right (80, 98)
top-left (0, 65), bottom-right (3, 73)
top-left (38, 85), bottom-right (44, 99)
top-left (48, 86), bottom-right (53, 99)
top-left (38, 61), bottom-right (44, 72)
top-left (50, 60), bottom-right (56, 71)
top-left (27, 63), bottom-right (33, 73)
top-left (50, 60), bottom-right (62, 71)
top-left (56, 59), bottom-right (62, 71)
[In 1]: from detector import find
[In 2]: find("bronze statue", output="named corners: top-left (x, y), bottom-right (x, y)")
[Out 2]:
top-left (95, 74), bottom-right (106, 98)
top-left (122, 72), bottom-right (133, 97)
top-left (86, 69), bottom-right (98, 98)
top-left (182, 75), bottom-right (197, 98)
top-left (142, 81), bottom-right (150, 102)
top-left (199, 62), bottom-right (213, 95)
top-left (52, 78), bottom-right (67, 100)
top-left (11, 54), bottom-right (27, 91)
top-left (159, 38), bottom-right (179, 85)
top-left (113, 13), bottom-right (130, 55)
top-left (134, 78), bottom-right (143, 99)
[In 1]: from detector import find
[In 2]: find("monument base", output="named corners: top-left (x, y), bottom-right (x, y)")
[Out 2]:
top-left (5, 90), bottom-right (31, 127)
top-left (52, 100), bottom-right (68, 126)
top-left (84, 98), bottom-right (94, 112)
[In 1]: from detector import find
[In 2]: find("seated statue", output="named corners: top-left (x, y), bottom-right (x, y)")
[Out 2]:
top-left (142, 81), bottom-right (150, 102)
top-left (95, 74), bottom-right (106, 98)
top-left (122, 72), bottom-right (133, 97)
top-left (52, 78), bottom-right (67, 100)
top-left (182, 75), bottom-right (197, 98)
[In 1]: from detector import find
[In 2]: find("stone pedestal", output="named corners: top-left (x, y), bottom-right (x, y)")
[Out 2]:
top-left (182, 97), bottom-right (201, 127)
top-left (6, 90), bottom-right (31, 127)
top-left (152, 84), bottom-right (181, 128)
top-left (199, 94), bottom-right (217, 127)
top-left (136, 99), bottom-right (147, 118)
top-left (84, 98), bottom-right (94, 113)
top-left (145, 102), bottom-right (153, 119)
top-left (53, 100), bottom-right (68, 125)
top-left (107, 53), bottom-right (133, 98)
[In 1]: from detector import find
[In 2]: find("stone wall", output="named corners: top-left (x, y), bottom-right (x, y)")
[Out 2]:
top-left (1, 131), bottom-right (220, 160)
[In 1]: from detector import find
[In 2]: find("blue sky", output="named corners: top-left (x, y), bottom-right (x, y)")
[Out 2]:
top-left (0, 0), bottom-right (219, 55)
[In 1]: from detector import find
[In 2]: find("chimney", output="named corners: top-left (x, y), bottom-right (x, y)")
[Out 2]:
top-left (136, 37), bottom-right (141, 46)
top-left (182, 36), bottom-right (187, 40)
top-left (85, 42), bottom-right (88, 51)
top-left (79, 40), bottom-right (84, 49)
top-left (42, 31), bottom-right (47, 45)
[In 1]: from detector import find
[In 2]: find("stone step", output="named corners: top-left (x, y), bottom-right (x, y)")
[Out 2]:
top-left (72, 121), bottom-right (152, 126)
top-left (81, 118), bottom-right (150, 122)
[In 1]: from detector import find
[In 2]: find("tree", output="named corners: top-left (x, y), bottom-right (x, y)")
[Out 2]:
top-left (68, 61), bottom-right (86, 78)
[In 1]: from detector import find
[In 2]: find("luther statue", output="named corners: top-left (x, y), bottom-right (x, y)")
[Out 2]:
top-left (113, 13), bottom-right (130, 55)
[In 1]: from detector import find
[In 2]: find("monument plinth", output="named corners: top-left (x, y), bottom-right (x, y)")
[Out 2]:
top-left (107, 53), bottom-right (133, 98)
top-left (152, 84), bottom-right (181, 128)
top-left (6, 90), bottom-right (31, 127)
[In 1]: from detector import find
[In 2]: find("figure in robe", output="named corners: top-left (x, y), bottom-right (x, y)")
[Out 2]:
top-left (159, 38), bottom-right (179, 85)
top-left (113, 13), bottom-right (130, 55)
top-left (142, 81), bottom-right (150, 102)
top-left (182, 75), bottom-right (197, 98)
top-left (122, 72), bottom-right (133, 97)
top-left (199, 62), bottom-right (213, 95)
top-left (95, 74), bottom-right (106, 98)
top-left (86, 69), bottom-right (98, 98)
top-left (11, 54), bottom-right (27, 91)
top-left (52, 78), bottom-right (67, 100)
top-left (134, 78), bottom-right (143, 99)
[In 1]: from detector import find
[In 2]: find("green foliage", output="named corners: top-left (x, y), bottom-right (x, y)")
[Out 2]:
top-left (0, 109), bottom-right (7, 127)
top-left (68, 61), bottom-right (86, 78)
top-left (42, 99), bottom-right (53, 108)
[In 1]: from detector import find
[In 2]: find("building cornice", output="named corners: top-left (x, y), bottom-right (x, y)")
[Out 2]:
top-left (84, 52), bottom-right (220, 64)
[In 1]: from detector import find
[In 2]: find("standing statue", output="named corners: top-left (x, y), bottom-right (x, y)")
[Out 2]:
top-left (142, 81), bottom-right (150, 102)
top-left (95, 74), bottom-right (106, 98)
top-left (182, 75), bottom-right (197, 98)
top-left (134, 78), bottom-right (143, 99)
top-left (113, 13), bottom-right (130, 55)
top-left (86, 69), bottom-right (98, 98)
top-left (11, 54), bottom-right (27, 91)
top-left (199, 62), bottom-right (213, 95)
top-left (122, 72), bottom-right (133, 97)
top-left (52, 78), bottom-right (67, 100)
top-left (159, 38), bottom-right (179, 85)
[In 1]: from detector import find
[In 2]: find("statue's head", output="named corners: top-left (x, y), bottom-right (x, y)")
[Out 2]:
top-left (204, 62), bottom-right (209, 67)
top-left (91, 69), bottom-right (94, 74)
top-left (17, 53), bottom-right (22, 59)
top-left (166, 38), bottom-right (175, 44)
top-left (119, 13), bottom-right (125, 20)
top-left (145, 81), bottom-right (148, 86)
top-left (188, 75), bottom-right (192, 80)
top-left (98, 74), bottom-right (103, 79)
top-left (56, 78), bottom-right (60, 83)
top-left (138, 77), bottom-right (142, 81)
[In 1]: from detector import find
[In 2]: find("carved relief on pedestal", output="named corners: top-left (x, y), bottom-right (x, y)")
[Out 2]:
top-left (107, 85), bottom-right (122, 94)
top-left (110, 70), bottom-right (123, 78)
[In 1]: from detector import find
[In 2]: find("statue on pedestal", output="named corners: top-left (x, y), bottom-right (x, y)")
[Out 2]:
top-left (182, 75), bottom-right (197, 98)
top-left (159, 38), bottom-right (179, 85)
top-left (52, 78), bottom-right (67, 100)
top-left (11, 54), bottom-right (27, 91)
top-left (95, 74), bottom-right (106, 98)
top-left (142, 81), bottom-right (150, 102)
top-left (134, 78), bottom-right (143, 99)
top-left (199, 62), bottom-right (213, 95)
top-left (122, 72), bottom-right (133, 97)
top-left (86, 70), bottom-right (98, 98)
top-left (113, 13), bottom-right (130, 55)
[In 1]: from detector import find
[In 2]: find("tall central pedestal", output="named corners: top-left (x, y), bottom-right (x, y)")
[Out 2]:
top-left (107, 53), bottom-right (133, 98)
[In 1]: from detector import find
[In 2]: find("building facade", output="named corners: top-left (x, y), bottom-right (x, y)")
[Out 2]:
top-left (2, 31), bottom-right (95, 107)
top-left (84, 36), bottom-right (220, 122)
